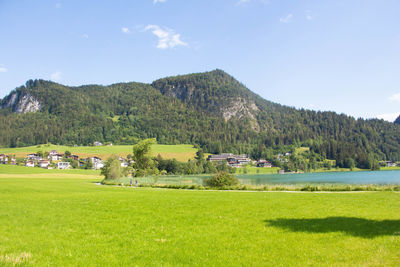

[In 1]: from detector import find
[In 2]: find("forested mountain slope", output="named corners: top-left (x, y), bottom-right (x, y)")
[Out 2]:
top-left (1, 70), bottom-right (400, 166)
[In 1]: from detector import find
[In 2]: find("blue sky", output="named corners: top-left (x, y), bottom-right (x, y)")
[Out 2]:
top-left (1, 0), bottom-right (400, 121)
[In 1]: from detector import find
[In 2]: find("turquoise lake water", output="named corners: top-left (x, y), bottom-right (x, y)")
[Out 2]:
top-left (236, 170), bottom-right (400, 185)
top-left (136, 170), bottom-right (400, 185)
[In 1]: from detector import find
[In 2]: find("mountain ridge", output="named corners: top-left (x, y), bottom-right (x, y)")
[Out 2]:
top-left (1, 70), bottom-right (400, 167)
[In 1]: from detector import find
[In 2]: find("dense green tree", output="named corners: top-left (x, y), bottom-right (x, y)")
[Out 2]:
top-left (132, 138), bottom-right (158, 176)
top-left (101, 156), bottom-right (123, 180)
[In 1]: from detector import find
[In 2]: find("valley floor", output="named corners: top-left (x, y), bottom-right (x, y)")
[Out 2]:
top-left (0, 172), bottom-right (399, 266)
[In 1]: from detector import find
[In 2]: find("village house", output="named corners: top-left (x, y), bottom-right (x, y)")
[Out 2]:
top-left (119, 157), bottom-right (129, 167)
top-left (25, 161), bottom-right (35, 167)
top-left (234, 155), bottom-right (251, 166)
top-left (0, 154), bottom-right (5, 163)
top-left (10, 158), bottom-right (16, 165)
top-left (57, 162), bottom-right (71, 169)
top-left (49, 153), bottom-right (63, 161)
top-left (89, 157), bottom-right (104, 170)
top-left (48, 150), bottom-right (58, 156)
top-left (27, 153), bottom-right (42, 161)
top-left (68, 155), bottom-right (79, 161)
top-left (207, 153), bottom-right (251, 167)
top-left (38, 160), bottom-right (51, 168)
top-left (207, 153), bottom-right (234, 162)
top-left (257, 159), bottom-right (272, 168)
top-left (386, 161), bottom-right (397, 167)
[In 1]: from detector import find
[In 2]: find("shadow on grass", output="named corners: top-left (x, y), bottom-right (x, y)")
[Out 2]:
top-left (265, 217), bottom-right (400, 238)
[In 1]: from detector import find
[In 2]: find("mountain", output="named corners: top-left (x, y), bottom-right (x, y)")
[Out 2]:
top-left (1, 69), bottom-right (400, 166)
top-left (395, 115), bottom-right (400, 125)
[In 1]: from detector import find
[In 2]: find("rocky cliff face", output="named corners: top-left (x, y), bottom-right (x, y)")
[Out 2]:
top-left (221, 98), bottom-right (259, 120)
top-left (152, 69), bottom-right (262, 124)
top-left (1, 91), bottom-right (41, 113)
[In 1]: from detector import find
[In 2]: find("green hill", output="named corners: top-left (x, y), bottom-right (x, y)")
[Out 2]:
top-left (1, 69), bottom-right (400, 168)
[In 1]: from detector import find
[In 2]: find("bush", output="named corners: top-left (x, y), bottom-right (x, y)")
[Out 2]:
top-left (204, 171), bottom-right (239, 187)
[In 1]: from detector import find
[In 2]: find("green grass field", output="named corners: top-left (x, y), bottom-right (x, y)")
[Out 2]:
top-left (0, 144), bottom-right (198, 162)
top-left (0, 168), bottom-right (400, 265)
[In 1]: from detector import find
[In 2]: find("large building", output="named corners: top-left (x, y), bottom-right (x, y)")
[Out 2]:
top-left (207, 154), bottom-right (251, 167)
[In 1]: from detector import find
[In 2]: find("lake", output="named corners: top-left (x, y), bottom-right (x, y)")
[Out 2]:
top-left (237, 170), bottom-right (400, 185)
top-left (138, 170), bottom-right (400, 186)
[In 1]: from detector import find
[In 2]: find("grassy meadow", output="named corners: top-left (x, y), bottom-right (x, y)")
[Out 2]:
top-left (0, 167), bottom-right (400, 265)
top-left (0, 144), bottom-right (198, 162)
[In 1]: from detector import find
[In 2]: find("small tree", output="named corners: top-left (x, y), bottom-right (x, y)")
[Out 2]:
top-left (101, 156), bottom-right (123, 180)
top-left (132, 138), bottom-right (158, 176)
top-left (205, 171), bottom-right (239, 187)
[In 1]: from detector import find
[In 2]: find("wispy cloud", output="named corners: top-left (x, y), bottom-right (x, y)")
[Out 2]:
top-left (0, 67), bottom-right (7, 73)
top-left (55, 2), bottom-right (61, 8)
top-left (50, 71), bottom-right (62, 81)
top-left (153, 0), bottom-right (166, 4)
top-left (236, 0), bottom-right (251, 5)
top-left (121, 27), bottom-right (131, 34)
top-left (389, 92), bottom-right (400, 103)
top-left (306, 10), bottom-right (313, 21)
top-left (236, 0), bottom-right (269, 5)
top-left (144, 25), bottom-right (187, 49)
top-left (82, 33), bottom-right (89, 39)
top-left (376, 112), bottom-right (400, 122)
top-left (280, 14), bottom-right (293, 23)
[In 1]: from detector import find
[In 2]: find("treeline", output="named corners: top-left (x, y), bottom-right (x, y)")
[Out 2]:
top-left (1, 70), bottom-right (400, 170)
top-left (154, 151), bottom-right (235, 175)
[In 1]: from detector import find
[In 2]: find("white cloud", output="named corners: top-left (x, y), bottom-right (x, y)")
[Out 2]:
top-left (144, 25), bottom-right (187, 49)
top-left (389, 92), bottom-right (400, 103)
top-left (121, 27), bottom-right (131, 34)
top-left (376, 112), bottom-right (400, 122)
top-left (280, 14), bottom-right (293, 23)
top-left (82, 33), bottom-right (89, 39)
top-left (153, 0), bottom-right (166, 4)
top-left (0, 67), bottom-right (7, 73)
top-left (55, 2), bottom-right (61, 8)
top-left (50, 71), bottom-right (62, 81)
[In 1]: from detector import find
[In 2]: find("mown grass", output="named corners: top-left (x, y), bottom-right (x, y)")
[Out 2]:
top-left (0, 143), bottom-right (198, 162)
top-left (0, 164), bottom-right (100, 176)
top-left (0, 171), bottom-right (399, 266)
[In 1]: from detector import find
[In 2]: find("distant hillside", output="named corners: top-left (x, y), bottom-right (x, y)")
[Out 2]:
top-left (1, 69), bottom-right (400, 167)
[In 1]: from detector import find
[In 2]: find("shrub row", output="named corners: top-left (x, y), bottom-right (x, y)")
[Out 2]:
top-left (101, 180), bottom-right (400, 192)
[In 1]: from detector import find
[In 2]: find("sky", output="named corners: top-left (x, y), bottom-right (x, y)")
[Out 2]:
top-left (0, 0), bottom-right (400, 121)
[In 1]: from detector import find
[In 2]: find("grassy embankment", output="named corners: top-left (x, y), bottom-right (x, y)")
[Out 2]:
top-left (0, 167), bottom-right (399, 266)
top-left (0, 144), bottom-right (198, 162)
